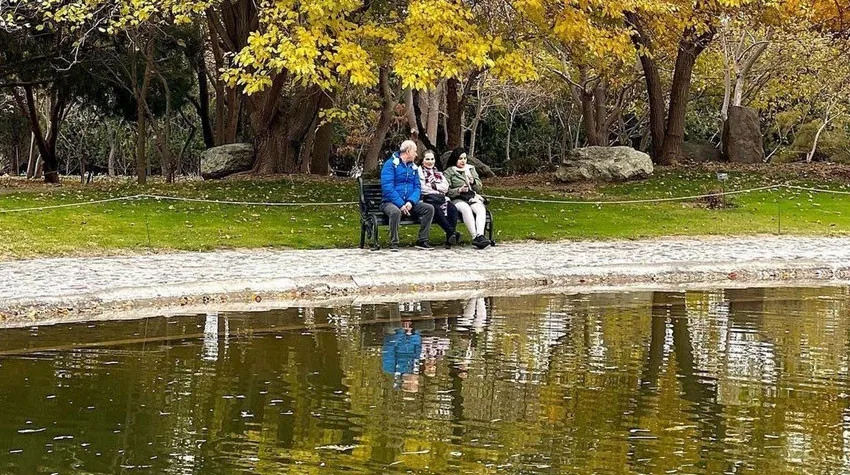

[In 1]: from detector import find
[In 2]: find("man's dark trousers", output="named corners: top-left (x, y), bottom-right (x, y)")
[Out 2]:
top-left (381, 201), bottom-right (435, 245)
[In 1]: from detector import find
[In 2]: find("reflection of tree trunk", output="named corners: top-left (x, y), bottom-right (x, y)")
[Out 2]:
top-left (726, 288), bottom-right (765, 328)
top-left (669, 297), bottom-right (726, 445)
top-left (364, 67), bottom-right (394, 172)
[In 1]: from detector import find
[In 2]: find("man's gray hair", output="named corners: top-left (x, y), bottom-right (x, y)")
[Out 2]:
top-left (400, 140), bottom-right (417, 154)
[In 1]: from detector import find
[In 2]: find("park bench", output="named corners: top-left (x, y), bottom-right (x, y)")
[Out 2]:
top-left (358, 177), bottom-right (495, 250)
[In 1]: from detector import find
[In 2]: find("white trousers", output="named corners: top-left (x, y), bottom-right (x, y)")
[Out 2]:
top-left (452, 200), bottom-right (487, 237)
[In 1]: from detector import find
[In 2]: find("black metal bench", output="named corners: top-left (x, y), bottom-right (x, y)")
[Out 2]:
top-left (358, 177), bottom-right (495, 250)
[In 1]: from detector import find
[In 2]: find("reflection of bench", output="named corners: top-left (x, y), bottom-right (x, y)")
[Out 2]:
top-left (358, 177), bottom-right (495, 250)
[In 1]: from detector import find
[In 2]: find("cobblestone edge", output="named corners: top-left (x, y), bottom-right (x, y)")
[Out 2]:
top-left (1, 260), bottom-right (848, 328)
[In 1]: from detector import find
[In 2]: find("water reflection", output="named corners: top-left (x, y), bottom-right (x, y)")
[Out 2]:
top-left (1, 288), bottom-right (850, 473)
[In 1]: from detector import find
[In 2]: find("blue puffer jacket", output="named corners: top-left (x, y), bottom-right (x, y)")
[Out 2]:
top-left (381, 152), bottom-right (421, 207)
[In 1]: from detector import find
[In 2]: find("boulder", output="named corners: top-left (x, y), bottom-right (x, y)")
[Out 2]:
top-left (555, 146), bottom-right (653, 182)
top-left (201, 143), bottom-right (255, 179)
top-left (723, 106), bottom-right (764, 163)
top-left (683, 140), bottom-right (721, 163)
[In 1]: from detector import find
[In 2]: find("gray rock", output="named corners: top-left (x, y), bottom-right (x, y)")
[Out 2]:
top-left (683, 140), bottom-right (721, 162)
top-left (555, 146), bottom-right (653, 182)
top-left (723, 106), bottom-right (764, 163)
top-left (201, 143), bottom-right (255, 179)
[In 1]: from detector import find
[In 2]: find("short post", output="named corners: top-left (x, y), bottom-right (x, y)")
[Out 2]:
top-left (716, 172), bottom-right (728, 208)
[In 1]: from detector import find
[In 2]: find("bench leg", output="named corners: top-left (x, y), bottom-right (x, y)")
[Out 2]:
top-left (487, 211), bottom-right (496, 246)
top-left (370, 216), bottom-right (381, 250)
top-left (359, 223), bottom-right (366, 249)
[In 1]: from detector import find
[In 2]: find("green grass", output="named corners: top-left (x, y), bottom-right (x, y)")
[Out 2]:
top-left (2, 169), bottom-right (850, 259)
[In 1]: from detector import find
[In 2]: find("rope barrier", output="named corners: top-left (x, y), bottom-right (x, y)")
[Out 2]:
top-left (0, 195), bottom-right (145, 213)
top-left (485, 184), bottom-right (782, 205)
top-left (0, 194), bottom-right (357, 213)
top-left (0, 182), bottom-right (847, 214)
top-left (783, 185), bottom-right (850, 196)
top-left (142, 194), bottom-right (358, 207)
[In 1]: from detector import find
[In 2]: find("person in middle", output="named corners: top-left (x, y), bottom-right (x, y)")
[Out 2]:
top-left (418, 150), bottom-right (460, 248)
top-left (444, 147), bottom-right (489, 249)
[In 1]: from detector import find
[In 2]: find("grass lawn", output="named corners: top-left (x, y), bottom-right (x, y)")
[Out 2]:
top-left (1, 165), bottom-right (850, 259)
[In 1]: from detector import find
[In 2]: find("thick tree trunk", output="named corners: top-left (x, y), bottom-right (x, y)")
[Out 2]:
top-left (411, 90), bottom-right (437, 152)
top-left (626, 11), bottom-right (666, 161)
top-left (364, 66), bottom-right (394, 172)
top-left (660, 31), bottom-right (714, 165)
top-left (206, 5), bottom-right (250, 145)
top-left (446, 78), bottom-right (463, 149)
top-left (580, 88), bottom-right (600, 146)
top-left (311, 120), bottom-right (332, 175)
top-left (425, 83), bottom-right (441, 143)
top-left (248, 83), bottom-right (323, 174)
top-left (16, 85), bottom-right (62, 184)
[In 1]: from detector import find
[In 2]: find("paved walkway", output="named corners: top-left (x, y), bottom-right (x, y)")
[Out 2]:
top-left (3, 236), bottom-right (850, 324)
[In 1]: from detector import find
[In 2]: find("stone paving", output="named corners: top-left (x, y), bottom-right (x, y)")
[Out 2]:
top-left (3, 235), bottom-right (850, 325)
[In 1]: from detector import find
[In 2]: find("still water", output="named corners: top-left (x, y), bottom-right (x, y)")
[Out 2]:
top-left (2, 287), bottom-right (850, 473)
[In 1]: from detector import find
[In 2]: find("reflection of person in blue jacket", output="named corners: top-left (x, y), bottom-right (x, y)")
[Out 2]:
top-left (382, 319), bottom-right (422, 382)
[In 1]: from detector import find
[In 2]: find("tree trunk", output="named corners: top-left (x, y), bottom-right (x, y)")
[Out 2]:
top-left (134, 40), bottom-right (155, 184)
top-left (404, 88), bottom-right (417, 136)
top-left (411, 90), bottom-right (437, 152)
top-left (580, 87), bottom-right (599, 146)
top-left (108, 132), bottom-right (117, 176)
top-left (626, 11), bottom-right (666, 161)
top-left (155, 71), bottom-right (174, 183)
top-left (660, 31), bottom-right (714, 165)
top-left (364, 66), bottom-right (394, 172)
top-left (194, 45), bottom-right (215, 149)
top-left (206, 5), bottom-right (250, 145)
top-left (26, 132), bottom-right (35, 179)
top-left (446, 78), bottom-right (463, 149)
top-left (9, 117), bottom-right (22, 175)
top-left (311, 120), bottom-right (333, 175)
top-left (425, 83), bottom-right (441, 144)
top-left (505, 108), bottom-right (516, 162)
top-left (15, 85), bottom-right (62, 184)
top-left (248, 82), bottom-right (323, 174)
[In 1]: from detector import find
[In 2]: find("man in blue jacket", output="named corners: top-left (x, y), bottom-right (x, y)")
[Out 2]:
top-left (381, 140), bottom-right (435, 251)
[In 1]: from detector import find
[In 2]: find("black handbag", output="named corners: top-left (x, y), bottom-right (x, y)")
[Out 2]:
top-left (423, 193), bottom-right (446, 206)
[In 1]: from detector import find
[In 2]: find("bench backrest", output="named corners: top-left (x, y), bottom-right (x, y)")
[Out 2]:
top-left (358, 178), bottom-right (384, 215)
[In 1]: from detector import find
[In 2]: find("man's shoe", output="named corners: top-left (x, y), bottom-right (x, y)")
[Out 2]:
top-left (389, 243), bottom-right (399, 252)
top-left (473, 235), bottom-right (490, 249)
top-left (415, 240), bottom-right (435, 250)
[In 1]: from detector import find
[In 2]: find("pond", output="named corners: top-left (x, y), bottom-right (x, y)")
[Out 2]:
top-left (1, 287), bottom-right (850, 473)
